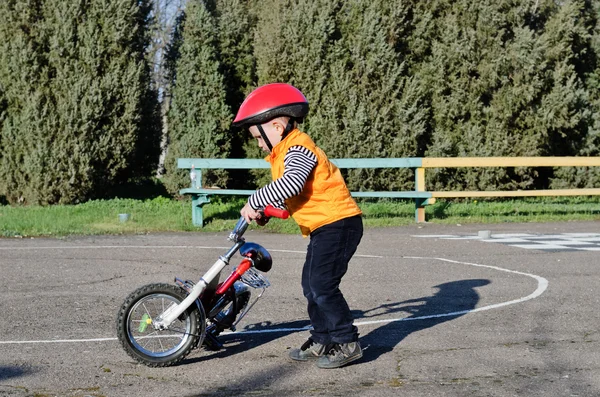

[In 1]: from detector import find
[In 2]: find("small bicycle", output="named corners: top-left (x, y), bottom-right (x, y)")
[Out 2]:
top-left (116, 205), bottom-right (289, 367)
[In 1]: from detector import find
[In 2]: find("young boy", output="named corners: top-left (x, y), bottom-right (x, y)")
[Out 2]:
top-left (232, 83), bottom-right (364, 369)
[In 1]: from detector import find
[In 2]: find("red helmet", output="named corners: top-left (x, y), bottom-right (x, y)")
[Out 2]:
top-left (232, 83), bottom-right (309, 127)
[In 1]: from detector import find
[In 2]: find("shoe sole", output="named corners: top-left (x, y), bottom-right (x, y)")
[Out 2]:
top-left (289, 349), bottom-right (322, 362)
top-left (316, 351), bottom-right (363, 369)
top-left (289, 356), bottom-right (316, 362)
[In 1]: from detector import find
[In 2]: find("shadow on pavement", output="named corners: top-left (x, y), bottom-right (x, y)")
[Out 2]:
top-left (358, 279), bottom-right (490, 363)
top-left (0, 365), bottom-right (36, 381)
top-left (181, 278), bottom-right (490, 366)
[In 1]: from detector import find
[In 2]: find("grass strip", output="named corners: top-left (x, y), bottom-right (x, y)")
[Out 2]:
top-left (0, 196), bottom-right (599, 238)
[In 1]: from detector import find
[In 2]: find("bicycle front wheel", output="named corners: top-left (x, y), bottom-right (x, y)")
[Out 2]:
top-left (116, 283), bottom-right (205, 367)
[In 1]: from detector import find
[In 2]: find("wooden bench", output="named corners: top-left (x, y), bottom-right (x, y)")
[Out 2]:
top-left (178, 157), bottom-right (600, 227)
top-left (177, 158), bottom-right (433, 226)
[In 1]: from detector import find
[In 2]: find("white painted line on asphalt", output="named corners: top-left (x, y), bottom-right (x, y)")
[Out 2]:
top-left (479, 238), bottom-right (529, 243)
top-left (545, 240), bottom-right (599, 245)
top-left (413, 235), bottom-right (457, 238)
top-left (512, 244), bottom-right (568, 250)
top-left (413, 233), bottom-right (600, 252)
top-left (0, 337), bottom-right (115, 345)
top-left (0, 256), bottom-right (547, 345)
top-left (485, 233), bottom-right (535, 237)
top-left (0, 245), bottom-right (232, 250)
top-left (0, 245), bottom-right (382, 258)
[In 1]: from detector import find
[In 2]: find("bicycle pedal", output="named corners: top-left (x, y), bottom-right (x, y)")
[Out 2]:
top-left (174, 277), bottom-right (195, 293)
top-left (204, 333), bottom-right (223, 351)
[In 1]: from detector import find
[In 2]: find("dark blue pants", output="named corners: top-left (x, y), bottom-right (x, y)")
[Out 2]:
top-left (302, 215), bottom-right (363, 345)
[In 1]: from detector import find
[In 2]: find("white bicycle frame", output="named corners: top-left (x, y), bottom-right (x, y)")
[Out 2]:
top-left (152, 218), bottom-right (250, 330)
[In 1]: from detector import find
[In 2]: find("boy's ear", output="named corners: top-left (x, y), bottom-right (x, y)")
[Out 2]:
top-left (274, 119), bottom-right (286, 136)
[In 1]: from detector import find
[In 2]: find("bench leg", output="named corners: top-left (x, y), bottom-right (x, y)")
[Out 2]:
top-left (191, 194), bottom-right (210, 227)
top-left (415, 167), bottom-right (427, 223)
top-left (415, 198), bottom-right (426, 223)
top-left (415, 198), bottom-right (436, 223)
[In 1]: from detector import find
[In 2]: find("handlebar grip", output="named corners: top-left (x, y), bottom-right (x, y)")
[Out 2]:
top-left (264, 205), bottom-right (289, 219)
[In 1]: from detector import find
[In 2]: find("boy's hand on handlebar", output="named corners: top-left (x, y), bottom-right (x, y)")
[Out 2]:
top-left (241, 203), bottom-right (287, 225)
top-left (255, 216), bottom-right (269, 226)
top-left (241, 202), bottom-right (261, 224)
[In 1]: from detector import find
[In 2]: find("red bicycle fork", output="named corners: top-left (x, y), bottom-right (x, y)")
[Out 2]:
top-left (215, 259), bottom-right (253, 295)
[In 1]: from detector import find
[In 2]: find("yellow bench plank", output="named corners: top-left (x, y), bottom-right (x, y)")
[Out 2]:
top-left (423, 157), bottom-right (600, 168)
top-left (431, 188), bottom-right (600, 198)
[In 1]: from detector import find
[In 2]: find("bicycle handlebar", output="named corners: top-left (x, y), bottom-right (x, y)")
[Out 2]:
top-left (228, 205), bottom-right (289, 242)
top-left (263, 205), bottom-right (290, 220)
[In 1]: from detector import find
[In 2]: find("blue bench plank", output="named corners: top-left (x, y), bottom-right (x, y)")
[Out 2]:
top-left (178, 158), bottom-right (269, 169)
top-left (180, 188), bottom-right (431, 199)
top-left (179, 188), bottom-right (257, 196)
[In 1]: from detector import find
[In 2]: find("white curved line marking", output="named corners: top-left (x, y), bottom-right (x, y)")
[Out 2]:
top-left (354, 256), bottom-right (548, 327)
top-left (0, 256), bottom-right (547, 344)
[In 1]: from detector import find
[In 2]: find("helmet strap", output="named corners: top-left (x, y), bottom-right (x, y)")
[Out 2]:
top-left (257, 124), bottom-right (273, 151)
top-left (281, 118), bottom-right (296, 141)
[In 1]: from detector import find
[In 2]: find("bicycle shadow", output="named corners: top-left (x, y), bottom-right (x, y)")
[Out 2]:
top-left (0, 366), bottom-right (37, 381)
top-left (181, 318), bottom-right (311, 365)
top-left (181, 278), bottom-right (490, 365)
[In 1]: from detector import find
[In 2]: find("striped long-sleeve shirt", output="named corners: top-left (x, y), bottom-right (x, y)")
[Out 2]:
top-left (248, 145), bottom-right (317, 210)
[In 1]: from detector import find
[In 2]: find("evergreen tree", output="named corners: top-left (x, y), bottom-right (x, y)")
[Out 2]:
top-left (150, 0), bottom-right (191, 177)
top-left (0, 0), bottom-right (160, 205)
top-left (580, 0), bottom-right (600, 187)
top-left (211, 0), bottom-right (257, 188)
top-left (420, 0), bottom-right (531, 191)
top-left (0, 87), bottom-right (5, 180)
top-left (162, 0), bottom-right (232, 194)
top-left (253, 0), bottom-right (425, 190)
top-left (210, 0), bottom-right (256, 113)
top-left (0, 0), bottom-right (48, 204)
top-left (250, 0), bottom-right (340, 186)
top-left (312, 0), bottom-right (426, 190)
top-left (550, 0), bottom-right (600, 188)
top-left (420, 0), bottom-right (593, 191)
top-left (253, 0), bottom-right (339, 131)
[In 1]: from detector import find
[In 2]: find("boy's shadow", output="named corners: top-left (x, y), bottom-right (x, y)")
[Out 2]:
top-left (358, 279), bottom-right (490, 363)
top-left (182, 278), bottom-right (489, 364)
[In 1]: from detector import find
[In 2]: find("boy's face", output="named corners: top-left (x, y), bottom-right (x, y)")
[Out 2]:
top-left (248, 118), bottom-right (286, 153)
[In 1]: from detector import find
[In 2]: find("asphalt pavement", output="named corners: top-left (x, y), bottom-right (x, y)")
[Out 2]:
top-left (0, 220), bottom-right (599, 397)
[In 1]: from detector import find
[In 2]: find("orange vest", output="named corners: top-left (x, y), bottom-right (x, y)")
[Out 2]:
top-left (266, 129), bottom-right (362, 236)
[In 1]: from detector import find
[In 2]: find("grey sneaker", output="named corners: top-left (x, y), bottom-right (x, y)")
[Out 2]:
top-left (289, 338), bottom-right (328, 361)
top-left (316, 342), bottom-right (363, 369)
